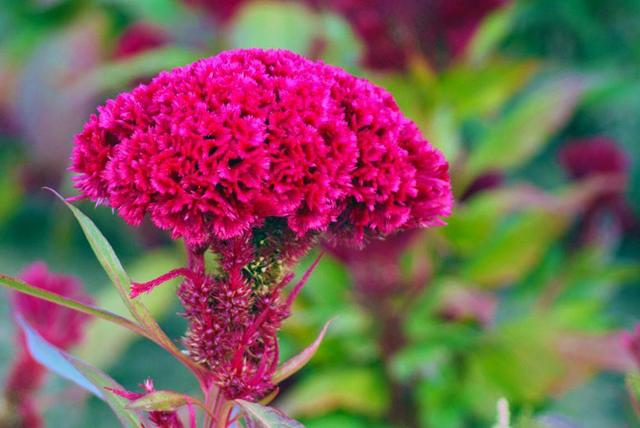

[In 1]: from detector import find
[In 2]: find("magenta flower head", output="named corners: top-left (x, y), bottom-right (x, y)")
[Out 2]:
top-left (72, 48), bottom-right (451, 248)
top-left (71, 48), bottom-right (452, 400)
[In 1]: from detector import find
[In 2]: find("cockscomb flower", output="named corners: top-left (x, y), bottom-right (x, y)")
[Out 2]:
top-left (72, 48), bottom-right (452, 401)
top-left (72, 48), bottom-right (451, 248)
top-left (3, 262), bottom-right (92, 428)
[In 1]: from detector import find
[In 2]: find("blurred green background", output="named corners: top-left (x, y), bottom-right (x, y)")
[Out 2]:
top-left (0, 0), bottom-right (639, 427)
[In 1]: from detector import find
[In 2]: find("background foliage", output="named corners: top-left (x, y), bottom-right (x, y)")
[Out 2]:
top-left (0, 0), bottom-right (638, 427)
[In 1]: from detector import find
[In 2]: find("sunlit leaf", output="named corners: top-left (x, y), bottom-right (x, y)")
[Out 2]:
top-left (278, 368), bottom-right (389, 418)
top-left (426, 107), bottom-right (462, 163)
top-left (316, 11), bottom-right (363, 71)
top-left (461, 211), bottom-right (568, 287)
top-left (235, 400), bottom-right (304, 428)
top-left (439, 60), bottom-right (538, 120)
top-left (626, 373), bottom-right (640, 416)
top-left (464, 4), bottom-right (517, 65)
top-left (73, 47), bottom-right (201, 95)
top-left (99, 0), bottom-right (193, 26)
top-left (465, 76), bottom-right (585, 179)
top-left (127, 390), bottom-right (191, 412)
top-left (273, 319), bottom-right (333, 384)
top-left (229, 1), bottom-right (316, 54)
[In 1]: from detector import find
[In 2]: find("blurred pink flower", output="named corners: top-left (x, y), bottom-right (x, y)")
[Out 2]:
top-left (12, 262), bottom-right (92, 349)
top-left (114, 23), bottom-right (169, 59)
top-left (621, 324), bottom-right (640, 369)
top-left (3, 262), bottom-right (92, 428)
top-left (182, 0), bottom-right (246, 23)
top-left (311, 0), bottom-right (509, 70)
top-left (326, 229), bottom-right (422, 297)
top-left (558, 137), bottom-right (636, 242)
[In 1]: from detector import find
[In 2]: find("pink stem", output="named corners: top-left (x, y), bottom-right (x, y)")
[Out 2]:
top-left (130, 268), bottom-right (200, 298)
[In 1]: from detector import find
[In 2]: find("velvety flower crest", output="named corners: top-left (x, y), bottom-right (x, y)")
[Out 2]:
top-left (72, 48), bottom-right (452, 248)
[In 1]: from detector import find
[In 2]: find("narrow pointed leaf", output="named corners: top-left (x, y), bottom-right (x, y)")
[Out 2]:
top-left (17, 315), bottom-right (103, 397)
top-left (70, 357), bottom-right (147, 428)
top-left (235, 400), bottom-right (304, 428)
top-left (17, 317), bottom-right (144, 427)
top-left (273, 319), bottom-right (333, 384)
top-left (127, 390), bottom-right (191, 412)
top-left (47, 189), bottom-right (140, 318)
top-left (49, 190), bottom-right (203, 376)
top-left (0, 274), bottom-right (147, 338)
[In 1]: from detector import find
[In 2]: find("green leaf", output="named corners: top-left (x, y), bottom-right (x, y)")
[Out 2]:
top-left (229, 1), bottom-right (316, 54)
top-left (438, 60), bottom-right (538, 120)
top-left (17, 317), bottom-right (143, 427)
top-left (72, 47), bottom-right (201, 95)
top-left (273, 319), bottom-right (333, 384)
top-left (127, 390), bottom-right (191, 412)
top-left (50, 191), bottom-right (204, 377)
top-left (316, 11), bottom-right (363, 71)
top-left (71, 357), bottom-right (146, 428)
top-left (76, 250), bottom-right (184, 369)
top-left (465, 318), bottom-right (564, 415)
top-left (461, 211), bottom-right (568, 287)
top-left (98, 0), bottom-right (193, 26)
top-left (278, 368), bottom-right (389, 418)
top-left (465, 76), bottom-right (585, 179)
top-left (626, 373), bottom-right (640, 416)
top-left (0, 274), bottom-right (147, 338)
top-left (235, 400), bottom-right (304, 428)
top-left (426, 107), bottom-right (462, 163)
top-left (464, 4), bottom-right (516, 65)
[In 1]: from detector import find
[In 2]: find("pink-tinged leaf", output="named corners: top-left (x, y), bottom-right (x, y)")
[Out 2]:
top-left (0, 274), bottom-right (147, 338)
top-left (626, 373), bottom-right (640, 417)
top-left (272, 319), bottom-right (333, 384)
top-left (126, 390), bottom-right (192, 412)
top-left (17, 316), bottom-right (144, 427)
top-left (235, 400), bottom-right (304, 428)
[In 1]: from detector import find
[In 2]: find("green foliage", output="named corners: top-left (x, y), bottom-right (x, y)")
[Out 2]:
top-left (0, 0), bottom-right (638, 426)
top-left (279, 368), bottom-right (389, 418)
